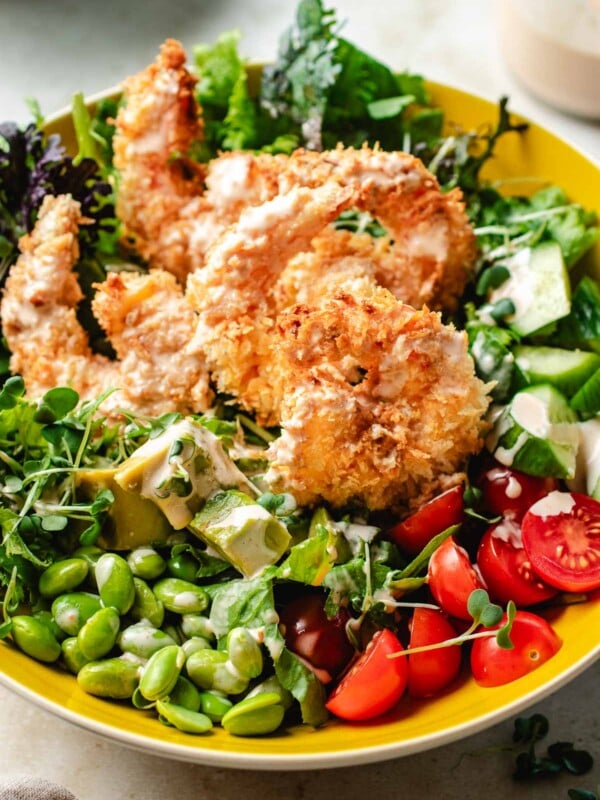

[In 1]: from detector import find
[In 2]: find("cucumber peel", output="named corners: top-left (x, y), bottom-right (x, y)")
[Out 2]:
top-left (513, 345), bottom-right (600, 397)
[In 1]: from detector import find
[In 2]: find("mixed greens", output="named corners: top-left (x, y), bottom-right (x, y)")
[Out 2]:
top-left (0, 0), bottom-right (599, 740)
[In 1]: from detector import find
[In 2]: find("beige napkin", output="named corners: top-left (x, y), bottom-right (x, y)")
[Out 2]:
top-left (0, 780), bottom-right (77, 800)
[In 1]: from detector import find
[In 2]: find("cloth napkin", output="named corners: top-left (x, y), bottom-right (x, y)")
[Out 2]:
top-left (0, 780), bottom-right (78, 800)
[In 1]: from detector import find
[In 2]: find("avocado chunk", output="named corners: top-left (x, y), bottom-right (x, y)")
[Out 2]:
top-left (189, 490), bottom-right (291, 578)
top-left (114, 420), bottom-right (254, 530)
top-left (75, 469), bottom-right (172, 550)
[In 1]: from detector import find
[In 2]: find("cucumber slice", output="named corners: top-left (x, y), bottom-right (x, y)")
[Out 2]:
top-left (555, 276), bottom-right (600, 354)
top-left (513, 345), bottom-right (600, 397)
top-left (569, 419), bottom-right (600, 501)
top-left (488, 242), bottom-right (570, 337)
top-left (487, 384), bottom-right (579, 479)
top-left (570, 368), bottom-right (600, 418)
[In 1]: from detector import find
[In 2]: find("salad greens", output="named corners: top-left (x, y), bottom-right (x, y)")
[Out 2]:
top-left (0, 0), bottom-right (599, 738)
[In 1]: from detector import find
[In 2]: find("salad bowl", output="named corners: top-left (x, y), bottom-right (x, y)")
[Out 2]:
top-left (0, 77), bottom-right (599, 770)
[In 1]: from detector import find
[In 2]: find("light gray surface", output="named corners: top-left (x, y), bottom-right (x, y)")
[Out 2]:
top-left (0, 1), bottom-right (598, 797)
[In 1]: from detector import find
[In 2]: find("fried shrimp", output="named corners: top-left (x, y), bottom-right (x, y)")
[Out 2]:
top-left (114, 39), bottom-right (284, 282)
top-left (1, 194), bottom-right (211, 415)
top-left (279, 146), bottom-right (477, 312)
top-left (266, 285), bottom-right (490, 511)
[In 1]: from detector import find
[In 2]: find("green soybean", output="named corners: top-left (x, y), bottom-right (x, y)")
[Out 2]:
top-left (38, 558), bottom-right (89, 598)
top-left (139, 645), bottom-right (185, 702)
top-left (127, 547), bottom-right (166, 581)
top-left (180, 614), bottom-right (215, 642)
top-left (199, 691), bottom-right (233, 722)
top-left (61, 637), bottom-right (91, 674)
top-left (95, 553), bottom-right (135, 614)
top-left (11, 615), bottom-right (61, 663)
top-left (118, 622), bottom-right (177, 659)
top-left (221, 692), bottom-right (285, 737)
top-left (156, 700), bottom-right (213, 734)
top-left (32, 610), bottom-right (65, 642)
top-left (186, 649), bottom-right (248, 695)
top-left (166, 552), bottom-right (198, 582)
top-left (227, 627), bottom-right (263, 679)
top-left (168, 676), bottom-right (202, 712)
top-left (78, 657), bottom-right (140, 699)
top-left (152, 578), bottom-right (209, 615)
top-left (181, 636), bottom-right (212, 659)
top-left (245, 675), bottom-right (294, 711)
top-left (51, 592), bottom-right (102, 636)
top-left (130, 577), bottom-right (165, 628)
top-left (77, 606), bottom-right (120, 660)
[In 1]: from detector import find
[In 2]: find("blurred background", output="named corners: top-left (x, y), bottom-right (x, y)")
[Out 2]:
top-left (1, 0), bottom-right (598, 156)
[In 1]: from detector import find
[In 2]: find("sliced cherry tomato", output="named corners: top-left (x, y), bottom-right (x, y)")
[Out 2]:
top-left (427, 536), bottom-right (487, 620)
top-left (279, 592), bottom-right (354, 678)
top-left (387, 486), bottom-right (464, 555)
top-left (407, 608), bottom-right (462, 698)
top-left (521, 491), bottom-right (600, 592)
top-left (471, 610), bottom-right (562, 687)
top-left (476, 520), bottom-right (558, 607)
top-left (479, 464), bottom-right (558, 521)
top-left (325, 629), bottom-right (408, 721)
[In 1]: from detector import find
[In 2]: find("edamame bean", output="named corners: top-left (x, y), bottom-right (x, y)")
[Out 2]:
top-left (127, 547), bottom-right (166, 581)
top-left (139, 645), bottom-right (185, 702)
top-left (78, 657), bottom-right (140, 699)
top-left (245, 675), bottom-right (294, 711)
top-left (61, 637), bottom-right (91, 674)
top-left (168, 676), bottom-right (202, 712)
top-left (118, 621), bottom-right (177, 659)
top-left (130, 577), bottom-right (164, 628)
top-left (10, 615), bottom-right (61, 663)
top-left (180, 614), bottom-right (215, 642)
top-left (186, 649), bottom-right (249, 695)
top-left (199, 691), bottom-right (233, 722)
top-left (77, 606), bottom-right (120, 660)
top-left (38, 558), bottom-right (89, 598)
top-left (51, 592), bottom-right (103, 636)
top-left (166, 552), bottom-right (198, 583)
top-left (221, 692), bottom-right (285, 736)
top-left (227, 627), bottom-right (263, 679)
top-left (181, 636), bottom-right (212, 659)
top-left (152, 578), bottom-right (209, 615)
top-left (95, 553), bottom-right (135, 614)
top-left (156, 700), bottom-right (213, 734)
top-left (32, 610), bottom-right (65, 642)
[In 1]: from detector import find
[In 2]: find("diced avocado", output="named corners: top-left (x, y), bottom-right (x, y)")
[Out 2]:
top-left (486, 384), bottom-right (579, 479)
top-left (571, 368), bottom-right (600, 418)
top-left (513, 345), bottom-right (600, 397)
top-left (554, 276), bottom-right (600, 353)
top-left (114, 420), bottom-right (253, 530)
top-left (488, 242), bottom-right (570, 337)
top-left (75, 469), bottom-right (172, 550)
top-left (189, 490), bottom-right (291, 578)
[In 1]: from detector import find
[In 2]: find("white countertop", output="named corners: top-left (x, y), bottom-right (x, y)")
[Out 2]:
top-left (0, 1), bottom-right (598, 798)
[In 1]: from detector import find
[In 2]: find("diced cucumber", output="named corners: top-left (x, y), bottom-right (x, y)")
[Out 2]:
top-left (555, 276), bottom-right (600, 353)
top-left (488, 242), bottom-right (570, 337)
top-left (486, 384), bottom-right (579, 479)
top-left (513, 345), bottom-right (600, 397)
top-left (570, 368), bottom-right (600, 418)
top-left (569, 419), bottom-right (600, 500)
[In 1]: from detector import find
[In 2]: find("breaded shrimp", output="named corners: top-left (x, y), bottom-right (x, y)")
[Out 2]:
top-left (187, 183), bottom-right (357, 424)
top-left (279, 146), bottom-right (477, 312)
top-left (114, 39), bottom-right (284, 282)
top-left (1, 194), bottom-right (118, 400)
top-left (1, 194), bottom-right (211, 415)
top-left (266, 285), bottom-right (490, 512)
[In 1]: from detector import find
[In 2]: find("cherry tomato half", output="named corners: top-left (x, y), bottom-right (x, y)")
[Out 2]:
top-left (325, 629), bottom-right (408, 721)
top-left (479, 464), bottom-right (558, 522)
top-left (471, 610), bottom-right (562, 687)
top-left (279, 592), bottom-right (354, 678)
top-left (387, 486), bottom-right (464, 555)
top-left (427, 536), bottom-right (487, 620)
top-left (476, 520), bottom-right (558, 607)
top-left (521, 491), bottom-right (600, 593)
top-left (407, 608), bottom-right (462, 698)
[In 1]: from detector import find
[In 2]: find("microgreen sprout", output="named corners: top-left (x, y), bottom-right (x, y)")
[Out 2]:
top-left (511, 713), bottom-right (594, 782)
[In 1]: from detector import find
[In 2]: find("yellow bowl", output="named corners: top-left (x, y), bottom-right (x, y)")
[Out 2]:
top-left (1, 79), bottom-right (599, 770)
